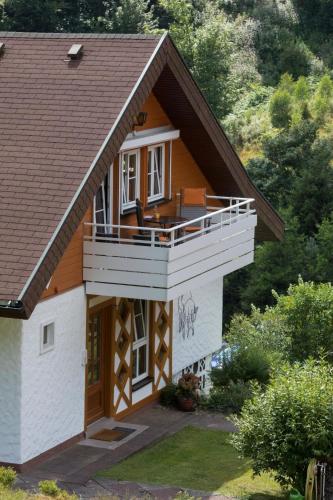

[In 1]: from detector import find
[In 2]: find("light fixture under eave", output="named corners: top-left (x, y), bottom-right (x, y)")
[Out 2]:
top-left (0, 43), bottom-right (5, 57)
top-left (133, 112), bottom-right (148, 128)
top-left (67, 43), bottom-right (83, 60)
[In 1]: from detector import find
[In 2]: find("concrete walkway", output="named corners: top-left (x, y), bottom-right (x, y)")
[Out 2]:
top-left (16, 404), bottom-right (236, 499)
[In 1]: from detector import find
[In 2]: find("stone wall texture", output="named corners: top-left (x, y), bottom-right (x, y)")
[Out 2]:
top-left (0, 286), bottom-right (86, 464)
top-left (0, 318), bottom-right (22, 463)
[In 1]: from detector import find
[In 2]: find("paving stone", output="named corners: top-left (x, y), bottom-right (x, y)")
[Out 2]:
top-left (17, 405), bottom-right (237, 500)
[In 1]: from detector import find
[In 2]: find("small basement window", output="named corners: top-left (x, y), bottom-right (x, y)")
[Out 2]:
top-left (40, 321), bottom-right (55, 354)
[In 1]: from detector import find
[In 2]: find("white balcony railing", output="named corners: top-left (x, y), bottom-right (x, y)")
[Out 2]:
top-left (83, 196), bottom-right (257, 301)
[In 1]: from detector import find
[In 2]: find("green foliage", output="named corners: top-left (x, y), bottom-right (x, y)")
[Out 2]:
top-left (269, 89), bottom-right (293, 128)
top-left (108, 0), bottom-right (157, 34)
top-left (315, 215), bottom-right (333, 281)
top-left (159, 382), bottom-right (177, 407)
top-left (232, 360), bottom-right (333, 491)
top-left (275, 280), bottom-right (333, 362)
top-left (2, 0), bottom-right (59, 31)
top-left (294, 76), bottom-right (309, 101)
top-left (312, 74), bottom-right (333, 122)
top-left (0, 467), bottom-right (16, 489)
top-left (226, 305), bottom-right (291, 362)
top-left (38, 480), bottom-right (61, 497)
top-left (203, 381), bottom-right (253, 414)
top-left (211, 347), bottom-right (271, 388)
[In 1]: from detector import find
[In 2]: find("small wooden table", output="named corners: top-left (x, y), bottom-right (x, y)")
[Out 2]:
top-left (144, 215), bottom-right (188, 240)
top-left (144, 215), bottom-right (188, 228)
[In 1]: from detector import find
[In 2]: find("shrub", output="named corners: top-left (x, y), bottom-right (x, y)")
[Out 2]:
top-left (210, 346), bottom-right (271, 388)
top-left (275, 280), bottom-right (333, 362)
top-left (38, 480), bottom-right (61, 497)
top-left (160, 383), bottom-right (177, 407)
top-left (269, 89), bottom-right (292, 128)
top-left (232, 360), bottom-right (333, 492)
top-left (204, 380), bottom-right (254, 414)
top-left (0, 467), bottom-right (16, 488)
top-left (226, 306), bottom-right (290, 363)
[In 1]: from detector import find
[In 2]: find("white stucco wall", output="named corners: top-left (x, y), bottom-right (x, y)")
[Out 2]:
top-left (172, 278), bottom-right (223, 375)
top-left (20, 286), bottom-right (86, 463)
top-left (0, 286), bottom-right (86, 464)
top-left (0, 318), bottom-right (22, 463)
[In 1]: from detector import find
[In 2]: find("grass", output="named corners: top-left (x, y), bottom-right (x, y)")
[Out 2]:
top-left (0, 485), bottom-right (77, 500)
top-left (97, 426), bottom-right (286, 499)
top-left (0, 487), bottom-right (48, 499)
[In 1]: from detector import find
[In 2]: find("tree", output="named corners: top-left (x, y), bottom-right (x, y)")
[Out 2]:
top-left (107, 0), bottom-right (157, 33)
top-left (233, 360), bottom-right (333, 491)
top-left (269, 89), bottom-right (293, 128)
top-left (239, 221), bottom-right (310, 311)
top-left (2, 0), bottom-right (59, 31)
top-left (275, 280), bottom-right (333, 362)
top-left (192, 5), bottom-right (234, 118)
top-left (315, 215), bottom-right (333, 282)
top-left (158, 0), bottom-right (196, 66)
top-left (292, 138), bottom-right (333, 234)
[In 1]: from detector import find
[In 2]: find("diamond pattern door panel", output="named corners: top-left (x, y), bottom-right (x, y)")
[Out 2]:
top-left (111, 298), bottom-right (132, 414)
top-left (152, 301), bottom-right (172, 391)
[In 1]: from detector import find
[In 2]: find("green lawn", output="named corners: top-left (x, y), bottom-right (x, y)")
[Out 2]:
top-left (97, 426), bottom-right (286, 499)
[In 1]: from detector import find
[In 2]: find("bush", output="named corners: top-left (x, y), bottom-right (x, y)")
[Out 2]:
top-left (232, 360), bottom-right (333, 492)
top-left (204, 381), bottom-right (254, 414)
top-left (38, 480), bottom-right (61, 497)
top-left (160, 383), bottom-right (177, 407)
top-left (210, 346), bottom-right (271, 388)
top-left (269, 88), bottom-right (292, 128)
top-left (0, 467), bottom-right (16, 488)
top-left (275, 280), bottom-right (333, 362)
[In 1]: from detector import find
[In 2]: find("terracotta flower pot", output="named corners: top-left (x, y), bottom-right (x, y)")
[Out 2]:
top-left (177, 396), bottom-right (195, 412)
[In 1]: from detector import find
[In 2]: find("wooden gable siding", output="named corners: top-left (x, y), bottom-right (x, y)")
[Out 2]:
top-left (41, 207), bottom-right (92, 300)
top-left (41, 92), bottom-right (219, 300)
top-left (120, 93), bottom-right (220, 228)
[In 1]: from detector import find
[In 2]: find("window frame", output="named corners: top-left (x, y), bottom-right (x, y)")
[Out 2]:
top-left (121, 149), bottom-right (140, 212)
top-left (147, 143), bottom-right (165, 203)
top-left (132, 300), bottom-right (149, 385)
top-left (40, 320), bottom-right (55, 355)
top-left (93, 164), bottom-right (113, 235)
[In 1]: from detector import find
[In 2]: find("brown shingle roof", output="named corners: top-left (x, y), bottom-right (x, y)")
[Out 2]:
top-left (0, 32), bottom-right (283, 319)
top-left (0, 33), bottom-right (162, 308)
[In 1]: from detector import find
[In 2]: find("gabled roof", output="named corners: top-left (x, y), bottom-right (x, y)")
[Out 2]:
top-left (0, 32), bottom-right (283, 319)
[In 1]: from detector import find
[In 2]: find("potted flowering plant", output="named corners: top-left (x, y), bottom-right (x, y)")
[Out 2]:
top-left (176, 373), bottom-right (200, 412)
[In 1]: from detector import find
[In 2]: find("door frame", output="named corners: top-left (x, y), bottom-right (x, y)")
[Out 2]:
top-left (85, 298), bottom-right (114, 429)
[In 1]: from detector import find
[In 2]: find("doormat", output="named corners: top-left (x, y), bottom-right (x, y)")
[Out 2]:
top-left (90, 427), bottom-right (135, 442)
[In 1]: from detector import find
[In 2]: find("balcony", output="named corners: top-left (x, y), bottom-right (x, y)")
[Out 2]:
top-left (83, 196), bottom-right (257, 301)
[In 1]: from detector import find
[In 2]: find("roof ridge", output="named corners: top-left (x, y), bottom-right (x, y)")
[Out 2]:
top-left (0, 31), bottom-right (162, 39)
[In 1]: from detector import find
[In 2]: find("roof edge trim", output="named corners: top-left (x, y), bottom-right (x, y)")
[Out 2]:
top-left (17, 32), bottom-right (168, 303)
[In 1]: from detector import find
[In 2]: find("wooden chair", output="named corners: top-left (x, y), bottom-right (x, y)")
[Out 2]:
top-left (179, 187), bottom-right (209, 233)
top-left (134, 198), bottom-right (168, 244)
top-left (135, 198), bottom-right (146, 235)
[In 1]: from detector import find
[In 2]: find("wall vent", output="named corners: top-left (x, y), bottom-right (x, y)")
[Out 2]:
top-left (67, 44), bottom-right (83, 60)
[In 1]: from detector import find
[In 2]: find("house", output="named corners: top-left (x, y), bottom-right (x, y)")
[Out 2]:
top-left (0, 32), bottom-right (283, 470)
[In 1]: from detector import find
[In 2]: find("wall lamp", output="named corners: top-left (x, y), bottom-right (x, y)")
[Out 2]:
top-left (132, 112), bottom-right (148, 129)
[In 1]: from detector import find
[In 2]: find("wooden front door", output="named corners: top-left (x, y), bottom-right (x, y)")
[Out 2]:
top-left (87, 310), bottom-right (105, 424)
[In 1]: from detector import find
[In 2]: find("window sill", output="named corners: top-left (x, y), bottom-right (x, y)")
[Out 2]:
top-left (121, 206), bottom-right (136, 216)
top-left (132, 376), bottom-right (153, 392)
top-left (146, 197), bottom-right (172, 209)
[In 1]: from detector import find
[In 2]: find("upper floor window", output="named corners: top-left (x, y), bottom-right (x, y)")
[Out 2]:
top-left (122, 150), bottom-right (140, 211)
top-left (94, 166), bottom-right (112, 235)
top-left (148, 144), bottom-right (165, 202)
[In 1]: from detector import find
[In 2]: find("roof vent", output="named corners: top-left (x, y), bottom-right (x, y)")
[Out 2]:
top-left (67, 44), bottom-right (83, 60)
top-left (0, 43), bottom-right (5, 56)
